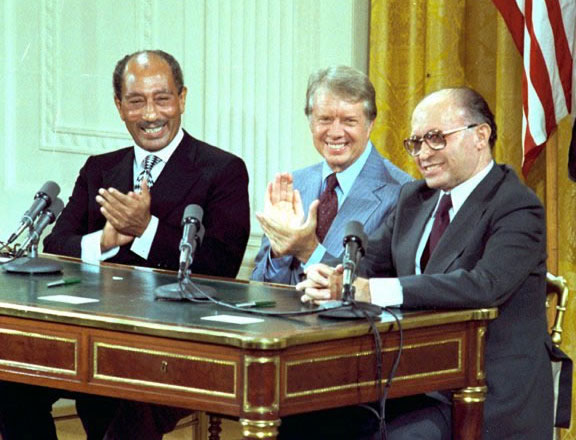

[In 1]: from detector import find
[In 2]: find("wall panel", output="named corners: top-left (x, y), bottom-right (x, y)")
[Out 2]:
top-left (1, 0), bottom-right (369, 267)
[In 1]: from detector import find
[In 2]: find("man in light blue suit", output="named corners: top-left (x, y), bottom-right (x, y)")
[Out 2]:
top-left (252, 65), bottom-right (411, 285)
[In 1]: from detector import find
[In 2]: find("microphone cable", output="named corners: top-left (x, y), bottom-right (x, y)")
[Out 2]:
top-left (0, 243), bottom-right (18, 266)
top-left (178, 273), bottom-right (354, 317)
top-left (352, 302), bottom-right (403, 440)
top-left (180, 273), bottom-right (404, 439)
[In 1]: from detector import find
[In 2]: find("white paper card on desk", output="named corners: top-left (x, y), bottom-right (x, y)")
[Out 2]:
top-left (201, 314), bottom-right (264, 325)
top-left (38, 295), bottom-right (100, 305)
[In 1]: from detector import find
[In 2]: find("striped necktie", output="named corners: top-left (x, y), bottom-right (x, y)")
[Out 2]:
top-left (135, 154), bottom-right (161, 192)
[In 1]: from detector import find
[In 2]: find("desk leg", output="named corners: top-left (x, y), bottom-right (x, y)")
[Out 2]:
top-left (452, 386), bottom-right (487, 439)
top-left (208, 415), bottom-right (222, 440)
top-left (239, 418), bottom-right (281, 439)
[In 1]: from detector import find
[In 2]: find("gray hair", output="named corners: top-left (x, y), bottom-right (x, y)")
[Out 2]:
top-left (304, 65), bottom-right (377, 122)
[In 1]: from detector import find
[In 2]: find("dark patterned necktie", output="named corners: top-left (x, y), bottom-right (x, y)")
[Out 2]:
top-left (316, 173), bottom-right (339, 243)
top-left (135, 154), bottom-right (161, 192)
top-left (421, 193), bottom-right (452, 270)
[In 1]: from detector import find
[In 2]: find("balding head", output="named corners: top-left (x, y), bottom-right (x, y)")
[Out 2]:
top-left (113, 50), bottom-right (184, 101)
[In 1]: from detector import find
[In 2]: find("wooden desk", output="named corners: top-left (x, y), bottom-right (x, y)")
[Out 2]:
top-left (0, 257), bottom-right (496, 439)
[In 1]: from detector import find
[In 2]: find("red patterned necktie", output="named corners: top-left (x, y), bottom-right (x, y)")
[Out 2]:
top-left (421, 193), bottom-right (452, 270)
top-left (316, 173), bottom-right (339, 243)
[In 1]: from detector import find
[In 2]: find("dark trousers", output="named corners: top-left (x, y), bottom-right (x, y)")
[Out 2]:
top-left (0, 381), bottom-right (190, 440)
top-left (0, 381), bottom-right (118, 440)
top-left (278, 395), bottom-right (451, 440)
top-left (102, 401), bottom-right (190, 440)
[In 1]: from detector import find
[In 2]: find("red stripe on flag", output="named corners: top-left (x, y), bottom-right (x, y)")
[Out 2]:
top-left (525, 0), bottom-right (557, 137)
top-left (521, 69), bottom-right (540, 175)
top-left (544, 0), bottom-right (573, 112)
top-left (492, 0), bottom-right (525, 52)
top-left (492, 0), bottom-right (575, 176)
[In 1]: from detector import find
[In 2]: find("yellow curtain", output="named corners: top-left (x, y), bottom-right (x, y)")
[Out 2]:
top-left (370, 0), bottom-right (576, 436)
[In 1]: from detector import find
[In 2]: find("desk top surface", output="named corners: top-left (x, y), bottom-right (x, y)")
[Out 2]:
top-left (0, 256), bottom-right (496, 349)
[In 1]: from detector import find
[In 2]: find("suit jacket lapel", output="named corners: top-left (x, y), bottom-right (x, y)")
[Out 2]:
top-left (102, 148), bottom-right (134, 194)
top-left (398, 185), bottom-right (438, 274)
top-left (299, 163), bottom-right (324, 215)
top-left (149, 132), bottom-right (203, 218)
top-left (323, 148), bottom-right (391, 255)
top-left (425, 165), bottom-right (507, 273)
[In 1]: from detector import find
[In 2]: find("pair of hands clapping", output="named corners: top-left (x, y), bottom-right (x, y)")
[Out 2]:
top-left (96, 179), bottom-right (152, 252)
top-left (256, 172), bottom-right (371, 304)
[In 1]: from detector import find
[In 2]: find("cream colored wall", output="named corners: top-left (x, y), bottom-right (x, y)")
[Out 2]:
top-left (0, 0), bottom-right (369, 271)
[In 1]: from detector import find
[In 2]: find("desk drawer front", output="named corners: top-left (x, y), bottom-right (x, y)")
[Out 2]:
top-left (0, 328), bottom-right (77, 375)
top-left (285, 338), bottom-right (462, 398)
top-left (93, 342), bottom-right (237, 398)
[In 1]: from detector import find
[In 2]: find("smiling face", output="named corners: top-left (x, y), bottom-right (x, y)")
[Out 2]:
top-left (114, 53), bottom-right (187, 152)
top-left (309, 89), bottom-right (374, 173)
top-left (411, 92), bottom-right (492, 191)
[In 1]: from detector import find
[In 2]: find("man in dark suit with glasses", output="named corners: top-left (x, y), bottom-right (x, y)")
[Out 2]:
top-left (295, 87), bottom-right (558, 440)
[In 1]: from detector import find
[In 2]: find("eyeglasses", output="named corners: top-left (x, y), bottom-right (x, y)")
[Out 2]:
top-left (403, 124), bottom-right (478, 157)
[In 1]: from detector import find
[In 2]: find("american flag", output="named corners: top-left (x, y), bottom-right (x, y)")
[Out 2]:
top-left (491, 0), bottom-right (576, 176)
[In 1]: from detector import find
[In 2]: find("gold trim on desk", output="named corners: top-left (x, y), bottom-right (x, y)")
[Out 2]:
top-left (93, 342), bottom-right (237, 398)
top-left (0, 298), bottom-right (497, 350)
top-left (0, 328), bottom-right (78, 376)
top-left (0, 301), bottom-right (284, 350)
top-left (453, 385), bottom-right (488, 403)
top-left (239, 418), bottom-right (281, 438)
top-left (285, 339), bottom-right (462, 398)
top-left (476, 327), bottom-right (486, 380)
top-left (243, 355), bottom-right (280, 413)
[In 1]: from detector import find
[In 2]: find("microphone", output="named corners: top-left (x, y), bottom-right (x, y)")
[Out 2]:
top-left (341, 221), bottom-right (368, 300)
top-left (6, 181), bottom-right (61, 246)
top-left (319, 221), bottom-right (380, 319)
top-left (4, 196), bottom-right (65, 274)
top-left (16, 198), bottom-right (65, 257)
top-left (154, 204), bottom-right (216, 301)
top-left (178, 204), bottom-right (204, 280)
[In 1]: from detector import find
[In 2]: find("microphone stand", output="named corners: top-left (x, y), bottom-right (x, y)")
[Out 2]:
top-left (3, 242), bottom-right (63, 274)
top-left (319, 289), bottom-right (383, 319)
top-left (154, 253), bottom-right (216, 301)
top-left (319, 267), bottom-right (382, 320)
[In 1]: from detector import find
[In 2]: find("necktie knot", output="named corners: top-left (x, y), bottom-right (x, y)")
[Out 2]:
top-left (135, 154), bottom-right (162, 192)
top-left (143, 154), bottom-right (161, 172)
top-left (324, 173), bottom-right (338, 192)
top-left (316, 173), bottom-right (339, 243)
top-left (436, 194), bottom-right (452, 216)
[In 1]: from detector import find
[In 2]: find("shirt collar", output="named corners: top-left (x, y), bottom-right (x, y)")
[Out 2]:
top-left (321, 141), bottom-right (373, 197)
top-left (441, 160), bottom-right (494, 215)
top-left (133, 128), bottom-right (184, 167)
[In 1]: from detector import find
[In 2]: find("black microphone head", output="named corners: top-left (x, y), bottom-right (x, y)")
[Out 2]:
top-left (345, 220), bottom-right (363, 236)
top-left (196, 223), bottom-right (206, 246)
top-left (36, 181), bottom-right (61, 202)
top-left (343, 221), bottom-right (368, 254)
top-left (22, 181), bottom-right (61, 224)
top-left (182, 204), bottom-right (204, 224)
top-left (47, 198), bottom-right (65, 220)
